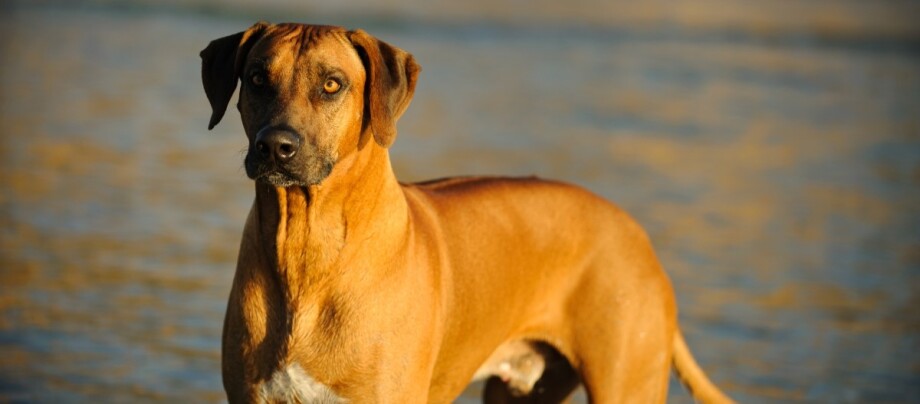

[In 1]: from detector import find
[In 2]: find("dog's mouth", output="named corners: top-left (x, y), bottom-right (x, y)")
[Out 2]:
top-left (244, 154), bottom-right (334, 187)
top-left (246, 158), bottom-right (307, 187)
top-left (253, 168), bottom-right (303, 187)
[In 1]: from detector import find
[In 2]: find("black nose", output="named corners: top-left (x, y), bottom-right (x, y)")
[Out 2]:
top-left (255, 129), bottom-right (300, 163)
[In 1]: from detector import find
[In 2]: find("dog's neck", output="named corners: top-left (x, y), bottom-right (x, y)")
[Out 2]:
top-left (252, 144), bottom-right (409, 291)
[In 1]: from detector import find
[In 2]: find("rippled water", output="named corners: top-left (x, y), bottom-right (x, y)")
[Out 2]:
top-left (1, 2), bottom-right (918, 403)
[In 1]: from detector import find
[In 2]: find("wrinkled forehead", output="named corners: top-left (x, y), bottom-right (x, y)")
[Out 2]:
top-left (247, 24), bottom-right (364, 79)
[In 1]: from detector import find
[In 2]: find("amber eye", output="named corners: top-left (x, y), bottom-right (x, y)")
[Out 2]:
top-left (323, 79), bottom-right (342, 94)
top-left (250, 73), bottom-right (265, 86)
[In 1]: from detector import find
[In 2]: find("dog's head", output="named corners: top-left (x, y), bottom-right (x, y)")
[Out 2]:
top-left (200, 22), bottom-right (420, 187)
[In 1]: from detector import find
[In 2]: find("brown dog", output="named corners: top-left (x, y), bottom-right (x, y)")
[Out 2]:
top-left (201, 22), bottom-right (734, 403)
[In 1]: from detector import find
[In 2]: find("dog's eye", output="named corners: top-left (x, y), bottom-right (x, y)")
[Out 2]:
top-left (250, 73), bottom-right (266, 87)
top-left (323, 79), bottom-right (342, 94)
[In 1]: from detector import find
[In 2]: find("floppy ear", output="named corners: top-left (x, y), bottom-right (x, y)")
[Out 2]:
top-left (348, 30), bottom-right (421, 148)
top-left (200, 22), bottom-right (269, 130)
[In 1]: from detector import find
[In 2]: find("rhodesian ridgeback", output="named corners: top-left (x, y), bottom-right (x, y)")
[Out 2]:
top-left (201, 22), bottom-right (734, 403)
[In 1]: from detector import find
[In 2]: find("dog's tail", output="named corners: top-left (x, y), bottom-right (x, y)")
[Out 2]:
top-left (672, 328), bottom-right (735, 404)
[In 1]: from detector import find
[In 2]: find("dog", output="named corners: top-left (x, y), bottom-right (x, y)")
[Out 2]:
top-left (201, 22), bottom-right (734, 403)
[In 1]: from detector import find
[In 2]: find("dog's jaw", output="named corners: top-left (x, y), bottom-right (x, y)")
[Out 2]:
top-left (245, 152), bottom-right (335, 187)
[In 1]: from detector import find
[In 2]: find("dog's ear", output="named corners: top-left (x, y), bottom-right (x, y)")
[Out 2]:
top-left (348, 30), bottom-right (421, 148)
top-left (200, 22), bottom-right (269, 130)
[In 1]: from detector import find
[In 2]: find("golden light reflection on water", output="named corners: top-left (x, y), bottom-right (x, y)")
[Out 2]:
top-left (1, 2), bottom-right (918, 403)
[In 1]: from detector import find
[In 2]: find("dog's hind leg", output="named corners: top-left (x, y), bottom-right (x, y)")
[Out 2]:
top-left (572, 259), bottom-right (676, 403)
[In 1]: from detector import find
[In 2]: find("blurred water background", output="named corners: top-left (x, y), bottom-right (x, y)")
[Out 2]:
top-left (1, 0), bottom-right (919, 402)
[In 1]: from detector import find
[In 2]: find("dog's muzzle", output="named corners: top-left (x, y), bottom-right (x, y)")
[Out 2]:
top-left (245, 126), bottom-right (333, 187)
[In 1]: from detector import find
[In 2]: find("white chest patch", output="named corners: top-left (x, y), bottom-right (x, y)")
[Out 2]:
top-left (258, 363), bottom-right (346, 403)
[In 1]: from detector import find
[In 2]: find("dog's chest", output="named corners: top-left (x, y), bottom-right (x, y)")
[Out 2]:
top-left (258, 363), bottom-right (345, 403)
